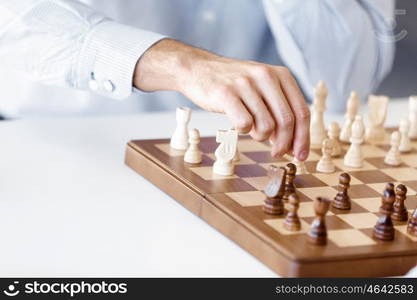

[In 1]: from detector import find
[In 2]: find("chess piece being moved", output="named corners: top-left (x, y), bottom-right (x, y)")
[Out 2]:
top-left (310, 80), bottom-right (328, 149)
top-left (374, 183), bottom-right (395, 241)
top-left (213, 129), bottom-right (238, 176)
top-left (263, 165), bottom-right (286, 215)
top-left (333, 173), bottom-right (351, 210)
top-left (283, 163), bottom-right (296, 202)
top-left (308, 197), bottom-right (331, 245)
top-left (365, 95), bottom-right (388, 144)
top-left (408, 206), bottom-right (417, 236)
top-left (284, 193), bottom-right (301, 231)
top-left (344, 115), bottom-right (364, 168)
top-left (328, 122), bottom-right (342, 157)
top-left (340, 91), bottom-right (360, 143)
top-left (170, 107), bottom-right (192, 150)
top-left (231, 128), bottom-right (240, 162)
top-left (399, 119), bottom-right (412, 153)
top-left (384, 131), bottom-right (401, 166)
top-left (292, 157), bottom-right (307, 175)
top-left (392, 184), bottom-right (408, 221)
top-left (316, 139), bottom-right (335, 173)
top-left (184, 128), bottom-right (202, 164)
top-left (408, 96), bottom-right (417, 140)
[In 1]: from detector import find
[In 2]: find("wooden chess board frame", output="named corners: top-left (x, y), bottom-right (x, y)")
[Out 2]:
top-left (125, 135), bottom-right (417, 277)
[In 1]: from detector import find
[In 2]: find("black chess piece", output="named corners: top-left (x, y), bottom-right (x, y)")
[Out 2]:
top-left (392, 184), bottom-right (408, 221)
top-left (374, 183), bottom-right (395, 241)
top-left (333, 173), bottom-right (351, 210)
top-left (284, 193), bottom-right (301, 231)
top-left (283, 163), bottom-right (297, 202)
top-left (308, 197), bottom-right (331, 245)
top-left (408, 205), bottom-right (417, 236)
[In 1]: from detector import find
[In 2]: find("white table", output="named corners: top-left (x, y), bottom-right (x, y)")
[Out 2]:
top-left (0, 98), bottom-right (412, 277)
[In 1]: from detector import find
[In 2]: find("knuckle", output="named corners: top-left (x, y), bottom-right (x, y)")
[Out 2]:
top-left (259, 119), bottom-right (275, 134)
top-left (236, 115), bottom-right (253, 132)
top-left (276, 66), bottom-right (291, 77)
top-left (297, 106), bottom-right (311, 121)
top-left (281, 113), bottom-right (295, 128)
top-left (235, 75), bottom-right (252, 88)
top-left (216, 84), bottom-right (236, 99)
top-left (253, 65), bottom-right (274, 80)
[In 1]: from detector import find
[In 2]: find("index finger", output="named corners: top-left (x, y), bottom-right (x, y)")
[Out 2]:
top-left (275, 67), bottom-right (311, 161)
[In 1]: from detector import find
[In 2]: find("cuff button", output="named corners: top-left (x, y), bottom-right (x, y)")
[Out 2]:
top-left (103, 80), bottom-right (115, 93)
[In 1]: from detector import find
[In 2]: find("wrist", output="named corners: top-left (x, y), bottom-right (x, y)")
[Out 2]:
top-left (133, 39), bottom-right (215, 94)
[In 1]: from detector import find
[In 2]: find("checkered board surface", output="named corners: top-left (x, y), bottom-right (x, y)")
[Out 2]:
top-left (126, 133), bottom-right (417, 277)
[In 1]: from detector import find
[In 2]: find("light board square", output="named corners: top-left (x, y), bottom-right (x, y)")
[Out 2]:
top-left (401, 154), bottom-right (417, 167)
top-left (297, 201), bottom-right (334, 218)
top-left (312, 172), bottom-right (363, 186)
top-left (328, 229), bottom-right (377, 247)
top-left (226, 191), bottom-right (265, 206)
top-left (297, 186), bottom-right (338, 202)
top-left (332, 159), bottom-right (377, 172)
top-left (243, 176), bottom-right (269, 191)
top-left (238, 139), bottom-right (270, 152)
top-left (336, 212), bottom-right (379, 229)
top-left (352, 197), bottom-right (381, 213)
top-left (381, 168), bottom-right (417, 182)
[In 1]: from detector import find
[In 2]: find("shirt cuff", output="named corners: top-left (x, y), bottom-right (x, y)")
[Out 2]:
top-left (77, 21), bottom-right (166, 100)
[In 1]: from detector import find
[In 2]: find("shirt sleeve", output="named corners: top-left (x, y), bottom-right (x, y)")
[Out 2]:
top-left (263, 0), bottom-right (396, 112)
top-left (0, 0), bottom-right (165, 100)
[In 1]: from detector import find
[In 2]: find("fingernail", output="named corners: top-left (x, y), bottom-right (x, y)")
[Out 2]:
top-left (298, 150), bottom-right (308, 161)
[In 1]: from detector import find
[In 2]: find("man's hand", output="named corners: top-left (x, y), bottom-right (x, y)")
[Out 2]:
top-left (134, 39), bottom-right (310, 161)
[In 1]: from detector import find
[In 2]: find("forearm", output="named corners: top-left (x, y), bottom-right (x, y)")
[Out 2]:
top-left (263, 0), bottom-right (395, 112)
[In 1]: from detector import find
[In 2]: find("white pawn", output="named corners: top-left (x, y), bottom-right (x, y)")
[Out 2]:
top-left (399, 119), bottom-right (412, 153)
top-left (316, 139), bottom-right (335, 173)
top-left (184, 128), bottom-right (202, 164)
top-left (340, 91), bottom-right (360, 143)
top-left (344, 115), bottom-right (364, 168)
top-left (170, 107), bottom-right (192, 150)
top-left (385, 131), bottom-right (402, 166)
top-left (292, 157), bottom-right (307, 175)
top-left (310, 80), bottom-right (328, 149)
top-left (213, 129), bottom-right (238, 176)
top-left (408, 96), bottom-right (417, 140)
top-left (328, 122), bottom-right (342, 157)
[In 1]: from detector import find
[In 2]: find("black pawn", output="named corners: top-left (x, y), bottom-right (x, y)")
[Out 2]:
top-left (283, 163), bottom-right (297, 203)
top-left (333, 173), bottom-right (351, 210)
top-left (392, 184), bottom-right (408, 221)
top-left (373, 183), bottom-right (395, 241)
top-left (407, 206), bottom-right (417, 236)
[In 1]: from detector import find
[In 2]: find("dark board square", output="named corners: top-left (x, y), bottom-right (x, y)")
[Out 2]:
top-left (242, 151), bottom-right (289, 163)
top-left (330, 201), bottom-right (369, 215)
top-left (234, 164), bottom-right (267, 178)
top-left (303, 215), bottom-right (353, 230)
top-left (295, 174), bottom-right (327, 188)
top-left (350, 170), bottom-right (396, 184)
top-left (340, 184), bottom-right (381, 199)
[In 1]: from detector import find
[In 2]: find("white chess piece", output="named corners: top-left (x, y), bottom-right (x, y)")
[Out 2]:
top-left (184, 128), bottom-right (203, 164)
top-left (365, 95), bottom-right (388, 143)
top-left (170, 107), bottom-right (192, 150)
top-left (310, 80), bottom-right (327, 149)
top-left (213, 129), bottom-right (238, 176)
top-left (328, 122), bottom-right (342, 157)
top-left (340, 91), bottom-right (360, 143)
top-left (230, 128), bottom-right (240, 162)
top-left (385, 131), bottom-right (402, 166)
top-left (408, 96), bottom-right (417, 139)
top-left (292, 157), bottom-right (307, 175)
top-left (399, 119), bottom-right (412, 153)
top-left (316, 139), bottom-right (335, 173)
top-left (344, 115), bottom-right (365, 168)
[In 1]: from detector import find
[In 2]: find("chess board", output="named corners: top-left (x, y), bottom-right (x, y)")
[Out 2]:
top-left (124, 133), bottom-right (417, 277)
